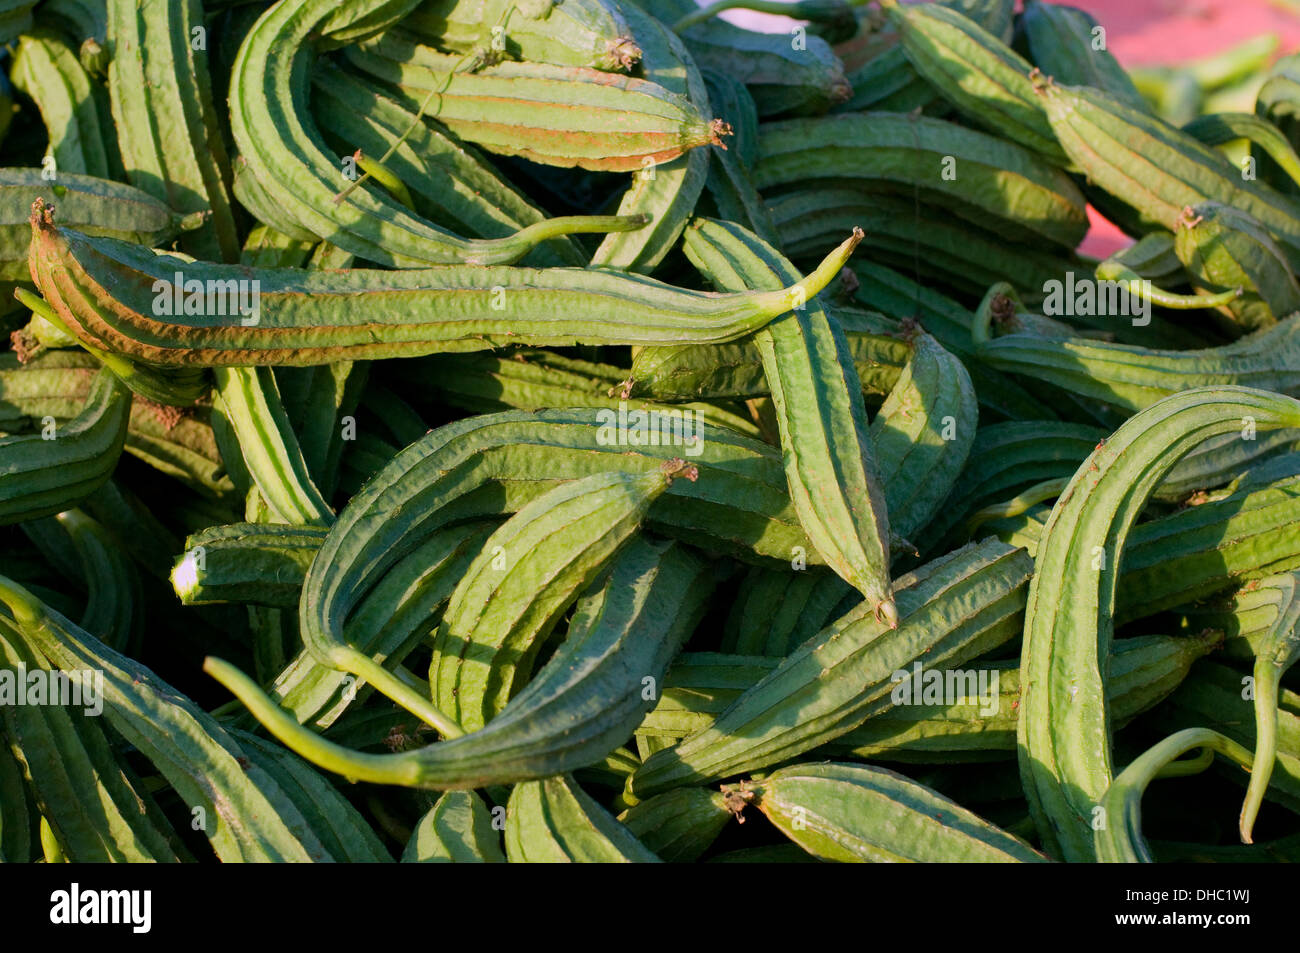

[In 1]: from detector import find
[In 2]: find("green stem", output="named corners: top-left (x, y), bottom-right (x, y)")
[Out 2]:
top-left (966, 478), bottom-right (1069, 536)
top-left (1093, 262), bottom-right (1242, 310)
top-left (203, 657), bottom-right (427, 786)
top-left (1241, 662), bottom-right (1281, 842)
top-left (328, 645), bottom-right (463, 739)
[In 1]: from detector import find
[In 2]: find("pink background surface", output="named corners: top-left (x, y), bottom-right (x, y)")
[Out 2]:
top-left (716, 1), bottom-right (1300, 258)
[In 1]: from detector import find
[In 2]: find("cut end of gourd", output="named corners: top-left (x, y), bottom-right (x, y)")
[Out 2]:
top-left (876, 599), bottom-right (900, 630)
top-left (170, 552), bottom-right (202, 602)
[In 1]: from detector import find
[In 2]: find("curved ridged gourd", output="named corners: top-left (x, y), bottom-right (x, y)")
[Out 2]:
top-left (628, 537), bottom-right (1033, 799)
top-left (0, 171), bottom-right (182, 281)
top-left (883, 0), bottom-right (1067, 166)
top-left (232, 0), bottom-right (652, 267)
top-left (618, 787), bottom-right (734, 863)
top-left (636, 652), bottom-right (781, 746)
top-left (978, 316), bottom-right (1300, 414)
top-left (341, 26), bottom-right (723, 174)
top-left (289, 410), bottom-right (816, 732)
top-left (405, 0), bottom-right (641, 72)
top-left (870, 331), bottom-right (977, 542)
top-left (734, 762), bottom-right (1045, 862)
top-left (0, 367), bottom-right (129, 526)
top-left (28, 206), bottom-right (859, 365)
top-left (0, 579), bottom-right (333, 861)
top-left (1173, 201), bottom-right (1300, 332)
top-left (0, 620), bottom-right (180, 861)
top-left (270, 522), bottom-right (495, 730)
top-left (1017, 386), bottom-right (1300, 862)
top-left (1035, 79), bottom-right (1300, 272)
top-left (681, 218), bottom-right (895, 620)
top-left (1020, 0), bottom-right (1148, 113)
top-left (429, 466), bottom-right (692, 732)
top-left (402, 790), bottom-right (505, 863)
top-left (1256, 52), bottom-right (1300, 195)
top-left (207, 539), bottom-right (715, 790)
top-left (10, 29), bottom-right (117, 178)
top-left (106, 0), bottom-right (239, 262)
top-left (308, 67), bottom-right (584, 267)
top-left (588, 3), bottom-right (715, 273)
top-left (505, 775), bottom-right (660, 862)
top-left (754, 112), bottom-right (1088, 248)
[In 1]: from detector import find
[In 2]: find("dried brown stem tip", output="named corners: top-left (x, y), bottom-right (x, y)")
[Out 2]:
top-left (660, 458), bottom-right (699, 483)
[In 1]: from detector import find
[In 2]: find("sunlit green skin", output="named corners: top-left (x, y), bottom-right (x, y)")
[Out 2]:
top-left (980, 317), bottom-right (1300, 414)
top-left (619, 788), bottom-right (734, 863)
top-left (589, 3), bottom-right (713, 273)
top-left (1174, 201), bottom-right (1300, 332)
top-left (342, 26), bottom-right (721, 174)
top-left (1037, 80), bottom-right (1300, 273)
top-left (0, 367), bottom-right (129, 526)
top-left (755, 112), bottom-right (1088, 248)
top-left (740, 762), bottom-right (1045, 862)
top-left (505, 775), bottom-right (660, 862)
top-left (11, 30), bottom-right (117, 178)
top-left (297, 409), bottom-right (819, 725)
top-left (629, 308), bottom-right (906, 402)
top-left (1017, 387), bottom-right (1300, 862)
top-left (0, 621), bottom-right (180, 861)
top-left (309, 67), bottom-right (584, 268)
top-left (403, 350), bottom-right (761, 438)
top-left (232, 1), bottom-right (656, 268)
top-left (0, 169), bottom-right (180, 281)
top-left (0, 579), bottom-right (333, 861)
top-left (402, 791), bottom-right (504, 863)
top-left (1020, 0), bottom-right (1148, 113)
top-left (272, 523), bottom-right (495, 731)
top-left (28, 207), bottom-right (859, 366)
top-left (628, 538), bottom-right (1032, 799)
top-left (405, 0), bottom-right (640, 72)
top-left (637, 633), bottom-right (1215, 760)
top-left (1255, 52), bottom-right (1300, 196)
top-left (1118, 469), bottom-right (1300, 624)
top-left (106, 0), bottom-right (238, 262)
top-left (683, 218), bottom-right (894, 613)
top-left (884, 0), bottom-right (1068, 165)
top-left (429, 469), bottom-right (677, 732)
top-left (871, 332), bottom-right (977, 543)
